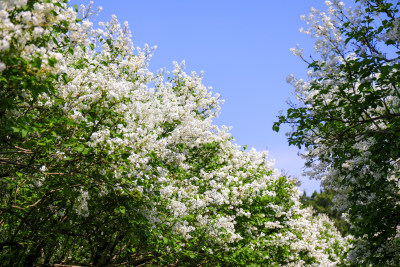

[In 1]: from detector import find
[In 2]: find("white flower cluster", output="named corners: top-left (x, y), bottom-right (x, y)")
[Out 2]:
top-left (0, 0), bottom-right (78, 74)
top-left (75, 189), bottom-right (90, 217)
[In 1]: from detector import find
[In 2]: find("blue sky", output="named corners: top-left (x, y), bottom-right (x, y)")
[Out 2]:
top-left (70, 0), bottom-right (336, 194)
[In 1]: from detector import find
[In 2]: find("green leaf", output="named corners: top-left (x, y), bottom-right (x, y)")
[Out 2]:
top-left (74, 145), bottom-right (85, 153)
top-left (48, 58), bottom-right (57, 67)
top-left (21, 129), bottom-right (28, 137)
top-left (11, 127), bottom-right (20, 133)
top-left (82, 148), bottom-right (90, 155)
top-left (272, 122), bottom-right (280, 132)
top-left (50, 10), bottom-right (58, 17)
top-left (62, 73), bottom-right (69, 84)
top-left (119, 206), bottom-right (126, 214)
top-left (33, 57), bottom-right (42, 68)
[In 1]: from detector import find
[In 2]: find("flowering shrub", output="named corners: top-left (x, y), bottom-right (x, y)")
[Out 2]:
top-left (0, 0), bottom-right (349, 265)
top-left (275, 0), bottom-right (400, 265)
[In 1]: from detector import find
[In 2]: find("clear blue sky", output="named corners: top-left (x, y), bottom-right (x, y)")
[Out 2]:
top-left (70, 0), bottom-right (338, 194)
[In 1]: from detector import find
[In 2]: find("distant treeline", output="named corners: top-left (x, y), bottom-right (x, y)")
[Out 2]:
top-left (300, 190), bottom-right (350, 236)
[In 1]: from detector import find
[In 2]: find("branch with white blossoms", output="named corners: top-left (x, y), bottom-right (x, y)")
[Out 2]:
top-left (275, 0), bottom-right (400, 265)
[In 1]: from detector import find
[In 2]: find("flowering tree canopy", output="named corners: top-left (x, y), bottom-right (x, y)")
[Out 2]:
top-left (274, 0), bottom-right (400, 265)
top-left (0, 0), bottom-right (349, 266)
